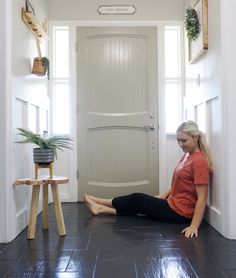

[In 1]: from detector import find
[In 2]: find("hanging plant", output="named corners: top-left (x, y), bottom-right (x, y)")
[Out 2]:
top-left (42, 56), bottom-right (50, 80)
top-left (185, 7), bottom-right (200, 41)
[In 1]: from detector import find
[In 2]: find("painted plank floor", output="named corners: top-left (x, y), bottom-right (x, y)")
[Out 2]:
top-left (0, 202), bottom-right (236, 278)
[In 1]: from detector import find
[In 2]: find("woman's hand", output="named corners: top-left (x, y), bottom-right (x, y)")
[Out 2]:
top-left (156, 194), bottom-right (167, 199)
top-left (155, 188), bottom-right (171, 199)
top-left (181, 185), bottom-right (208, 238)
top-left (181, 225), bottom-right (198, 238)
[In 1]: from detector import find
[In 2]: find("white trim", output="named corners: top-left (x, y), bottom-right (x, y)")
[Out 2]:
top-left (50, 20), bottom-right (183, 27)
top-left (0, 0), bottom-right (13, 243)
top-left (0, 0), bottom-right (7, 243)
top-left (88, 181), bottom-right (150, 187)
top-left (49, 22), bottom-right (78, 202)
top-left (220, 0), bottom-right (236, 239)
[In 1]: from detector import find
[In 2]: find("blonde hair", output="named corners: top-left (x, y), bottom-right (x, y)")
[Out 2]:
top-left (177, 120), bottom-right (213, 170)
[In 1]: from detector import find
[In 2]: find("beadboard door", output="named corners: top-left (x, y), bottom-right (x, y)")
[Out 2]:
top-left (77, 27), bottom-right (158, 199)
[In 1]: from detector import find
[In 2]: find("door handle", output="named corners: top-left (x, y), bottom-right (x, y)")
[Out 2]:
top-left (144, 124), bottom-right (155, 130)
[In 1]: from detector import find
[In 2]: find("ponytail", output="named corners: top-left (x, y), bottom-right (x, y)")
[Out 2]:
top-left (198, 131), bottom-right (213, 171)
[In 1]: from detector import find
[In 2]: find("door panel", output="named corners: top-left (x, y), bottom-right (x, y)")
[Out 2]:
top-left (77, 27), bottom-right (158, 199)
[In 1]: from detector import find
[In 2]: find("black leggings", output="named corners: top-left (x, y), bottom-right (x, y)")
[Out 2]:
top-left (112, 193), bottom-right (191, 224)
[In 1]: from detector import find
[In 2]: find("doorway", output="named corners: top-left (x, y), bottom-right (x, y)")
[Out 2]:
top-left (77, 26), bottom-right (158, 200)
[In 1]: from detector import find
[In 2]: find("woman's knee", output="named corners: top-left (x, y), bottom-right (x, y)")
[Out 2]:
top-left (130, 193), bottom-right (146, 202)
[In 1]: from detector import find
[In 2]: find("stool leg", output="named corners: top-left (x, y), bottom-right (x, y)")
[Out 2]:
top-left (49, 163), bottom-right (53, 178)
top-left (35, 163), bottom-right (39, 179)
top-left (27, 185), bottom-right (40, 240)
top-left (43, 184), bottom-right (49, 229)
top-left (51, 184), bottom-right (66, 236)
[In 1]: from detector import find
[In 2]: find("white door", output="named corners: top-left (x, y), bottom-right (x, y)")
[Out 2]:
top-left (77, 27), bottom-right (158, 200)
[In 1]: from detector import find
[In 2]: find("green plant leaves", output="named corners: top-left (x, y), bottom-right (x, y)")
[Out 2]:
top-left (42, 56), bottom-right (50, 80)
top-left (185, 7), bottom-right (200, 41)
top-left (15, 128), bottom-right (73, 159)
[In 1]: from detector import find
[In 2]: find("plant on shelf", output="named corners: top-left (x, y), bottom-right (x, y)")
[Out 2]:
top-left (185, 7), bottom-right (200, 41)
top-left (32, 56), bottom-right (50, 80)
top-left (15, 128), bottom-right (73, 164)
top-left (42, 56), bottom-right (50, 80)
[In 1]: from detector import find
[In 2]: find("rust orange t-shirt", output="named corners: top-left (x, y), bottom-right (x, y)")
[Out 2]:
top-left (167, 151), bottom-right (210, 219)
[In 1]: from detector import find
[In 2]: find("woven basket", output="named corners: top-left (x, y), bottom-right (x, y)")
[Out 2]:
top-left (32, 57), bottom-right (46, 76)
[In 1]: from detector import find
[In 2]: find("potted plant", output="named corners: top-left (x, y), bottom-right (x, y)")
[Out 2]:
top-left (184, 7), bottom-right (200, 41)
top-left (42, 56), bottom-right (50, 80)
top-left (15, 128), bottom-right (73, 164)
top-left (32, 56), bottom-right (50, 80)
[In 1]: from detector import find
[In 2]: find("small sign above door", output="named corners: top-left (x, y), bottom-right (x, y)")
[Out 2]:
top-left (97, 5), bottom-right (137, 15)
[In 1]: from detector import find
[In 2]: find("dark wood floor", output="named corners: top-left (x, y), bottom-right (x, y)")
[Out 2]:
top-left (0, 202), bottom-right (236, 278)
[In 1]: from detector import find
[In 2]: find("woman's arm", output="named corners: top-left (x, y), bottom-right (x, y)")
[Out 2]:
top-left (181, 184), bottom-right (208, 238)
top-left (156, 188), bottom-right (171, 199)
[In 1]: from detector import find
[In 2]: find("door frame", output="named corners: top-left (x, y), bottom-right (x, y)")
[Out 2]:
top-left (62, 20), bottom-right (183, 200)
top-left (50, 21), bottom-right (183, 200)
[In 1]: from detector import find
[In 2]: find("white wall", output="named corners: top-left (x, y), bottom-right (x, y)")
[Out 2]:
top-left (220, 0), bottom-right (236, 239)
top-left (184, 0), bottom-right (236, 238)
top-left (0, 0), bottom-right (11, 243)
top-left (0, 0), bottom-right (50, 243)
top-left (11, 0), bottom-right (50, 241)
top-left (185, 0), bottom-right (223, 230)
top-left (49, 0), bottom-right (184, 21)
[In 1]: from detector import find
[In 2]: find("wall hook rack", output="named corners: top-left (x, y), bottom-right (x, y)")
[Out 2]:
top-left (21, 7), bottom-right (48, 40)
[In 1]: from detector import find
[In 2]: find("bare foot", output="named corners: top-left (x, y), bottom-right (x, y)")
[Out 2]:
top-left (84, 194), bottom-right (117, 216)
top-left (84, 193), bottom-right (89, 203)
top-left (84, 194), bottom-right (102, 215)
top-left (84, 194), bottom-right (113, 207)
top-left (84, 194), bottom-right (97, 205)
top-left (85, 194), bottom-right (98, 203)
top-left (84, 194), bottom-right (92, 205)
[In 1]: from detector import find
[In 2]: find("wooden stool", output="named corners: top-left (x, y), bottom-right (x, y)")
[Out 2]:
top-left (35, 162), bottom-right (53, 179)
top-left (13, 175), bottom-right (68, 240)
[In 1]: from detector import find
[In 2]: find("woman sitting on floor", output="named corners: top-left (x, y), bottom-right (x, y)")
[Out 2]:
top-left (84, 120), bottom-right (213, 238)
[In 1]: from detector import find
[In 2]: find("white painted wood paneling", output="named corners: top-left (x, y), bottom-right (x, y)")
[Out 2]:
top-left (39, 109), bottom-right (48, 134)
top-left (13, 96), bottom-right (50, 238)
top-left (0, 0), bottom-right (11, 243)
top-left (87, 34), bottom-right (148, 113)
top-left (195, 103), bottom-right (206, 132)
top-left (53, 150), bottom-right (73, 200)
top-left (220, 0), bottom-right (236, 239)
top-left (184, 0), bottom-right (228, 237)
top-left (1, 0), bottom-right (51, 243)
top-left (13, 99), bottom-right (31, 216)
top-left (28, 104), bottom-right (37, 132)
top-left (205, 97), bottom-right (224, 233)
top-left (207, 98), bottom-right (222, 209)
top-left (88, 129), bottom-right (148, 184)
